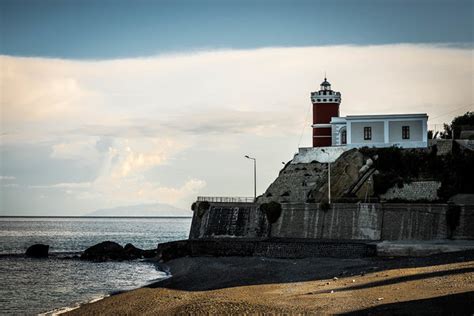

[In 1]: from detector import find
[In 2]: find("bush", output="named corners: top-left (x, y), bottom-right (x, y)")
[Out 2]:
top-left (197, 201), bottom-right (210, 218)
top-left (446, 204), bottom-right (461, 239)
top-left (260, 201), bottom-right (282, 224)
top-left (320, 200), bottom-right (331, 212)
top-left (359, 146), bottom-right (448, 196)
top-left (437, 145), bottom-right (474, 200)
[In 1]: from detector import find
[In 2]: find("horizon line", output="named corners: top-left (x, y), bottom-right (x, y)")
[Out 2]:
top-left (0, 215), bottom-right (193, 219)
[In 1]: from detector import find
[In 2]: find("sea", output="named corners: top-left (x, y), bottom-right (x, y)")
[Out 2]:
top-left (0, 217), bottom-right (192, 315)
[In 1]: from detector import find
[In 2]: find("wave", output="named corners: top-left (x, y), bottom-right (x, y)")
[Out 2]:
top-left (39, 295), bottom-right (110, 316)
top-left (38, 269), bottom-right (171, 315)
top-left (0, 251), bottom-right (82, 258)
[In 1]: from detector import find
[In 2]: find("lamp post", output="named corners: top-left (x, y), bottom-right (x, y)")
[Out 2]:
top-left (321, 149), bottom-right (331, 204)
top-left (244, 155), bottom-right (256, 201)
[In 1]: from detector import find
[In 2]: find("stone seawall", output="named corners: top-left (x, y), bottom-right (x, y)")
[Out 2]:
top-left (381, 204), bottom-right (447, 240)
top-left (189, 202), bottom-right (267, 239)
top-left (273, 203), bottom-right (382, 240)
top-left (190, 202), bottom-right (474, 241)
top-left (158, 238), bottom-right (377, 261)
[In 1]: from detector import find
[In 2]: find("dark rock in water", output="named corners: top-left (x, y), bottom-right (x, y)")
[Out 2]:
top-left (81, 241), bottom-right (124, 261)
top-left (81, 241), bottom-right (158, 261)
top-left (124, 243), bottom-right (157, 259)
top-left (26, 244), bottom-right (49, 258)
top-left (143, 248), bottom-right (158, 259)
top-left (124, 243), bottom-right (145, 259)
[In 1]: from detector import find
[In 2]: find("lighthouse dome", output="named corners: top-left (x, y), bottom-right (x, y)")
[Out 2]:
top-left (321, 78), bottom-right (331, 87)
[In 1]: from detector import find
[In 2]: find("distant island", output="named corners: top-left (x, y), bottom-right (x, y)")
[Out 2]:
top-left (85, 203), bottom-right (191, 217)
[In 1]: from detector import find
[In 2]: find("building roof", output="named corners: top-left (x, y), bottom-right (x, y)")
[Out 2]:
top-left (330, 113), bottom-right (428, 124)
top-left (344, 113), bottom-right (428, 120)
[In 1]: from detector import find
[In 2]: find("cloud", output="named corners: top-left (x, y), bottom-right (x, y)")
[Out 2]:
top-left (1, 44), bottom-right (472, 214)
top-left (2, 45), bottom-right (472, 139)
top-left (28, 135), bottom-right (203, 209)
top-left (0, 176), bottom-right (16, 180)
top-left (50, 139), bottom-right (100, 160)
top-left (30, 182), bottom-right (91, 189)
top-left (29, 177), bottom-right (206, 209)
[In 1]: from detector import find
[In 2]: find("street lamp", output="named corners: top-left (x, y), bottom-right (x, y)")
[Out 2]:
top-left (244, 155), bottom-right (256, 201)
top-left (321, 149), bottom-right (331, 204)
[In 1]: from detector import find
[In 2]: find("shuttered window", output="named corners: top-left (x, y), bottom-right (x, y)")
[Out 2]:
top-left (402, 126), bottom-right (410, 139)
top-left (364, 127), bottom-right (372, 140)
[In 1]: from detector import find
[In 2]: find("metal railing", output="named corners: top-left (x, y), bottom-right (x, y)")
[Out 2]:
top-left (197, 196), bottom-right (255, 203)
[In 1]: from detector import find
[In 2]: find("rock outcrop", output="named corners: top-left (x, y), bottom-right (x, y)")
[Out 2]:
top-left (124, 243), bottom-right (157, 259)
top-left (81, 241), bottom-right (124, 261)
top-left (81, 241), bottom-right (157, 261)
top-left (258, 149), bottom-right (372, 204)
top-left (25, 244), bottom-right (49, 258)
top-left (308, 148), bottom-right (371, 202)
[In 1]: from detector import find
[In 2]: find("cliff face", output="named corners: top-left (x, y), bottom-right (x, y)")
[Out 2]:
top-left (257, 149), bottom-right (373, 204)
top-left (259, 143), bottom-right (474, 204)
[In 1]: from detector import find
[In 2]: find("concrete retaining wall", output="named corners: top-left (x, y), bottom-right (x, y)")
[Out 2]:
top-left (381, 204), bottom-right (447, 240)
top-left (455, 205), bottom-right (474, 240)
top-left (189, 202), bottom-right (267, 239)
top-left (189, 202), bottom-right (474, 241)
top-left (158, 238), bottom-right (377, 261)
top-left (273, 203), bottom-right (382, 240)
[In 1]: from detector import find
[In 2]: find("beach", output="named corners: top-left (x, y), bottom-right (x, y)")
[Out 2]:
top-left (68, 251), bottom-right (474, 315)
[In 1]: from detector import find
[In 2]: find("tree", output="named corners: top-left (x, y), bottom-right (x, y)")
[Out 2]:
top-left (441, 111), bottom-right (474, 139)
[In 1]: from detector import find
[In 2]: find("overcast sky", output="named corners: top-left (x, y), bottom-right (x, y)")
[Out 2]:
top-left (1, 0), bottom-right (473, 215)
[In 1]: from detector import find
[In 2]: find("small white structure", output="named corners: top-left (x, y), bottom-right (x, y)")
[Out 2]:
top-left (330, 113), bottom-right (428, 148)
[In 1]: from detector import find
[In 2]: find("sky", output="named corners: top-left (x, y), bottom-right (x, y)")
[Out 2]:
top-left (1, 0), bottom-right (473, 215)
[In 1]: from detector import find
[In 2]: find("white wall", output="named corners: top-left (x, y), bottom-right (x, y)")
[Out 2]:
top-left (351, 121), bottom-right (385, 144)
top-left (389, 120), bottom-right (423, 142)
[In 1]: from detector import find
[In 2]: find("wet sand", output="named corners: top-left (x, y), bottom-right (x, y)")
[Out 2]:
top-left (68, 251), bottom-right (474, 315)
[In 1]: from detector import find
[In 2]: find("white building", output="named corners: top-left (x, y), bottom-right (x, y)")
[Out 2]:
top-left (330, 113), bottom-right (428, 148)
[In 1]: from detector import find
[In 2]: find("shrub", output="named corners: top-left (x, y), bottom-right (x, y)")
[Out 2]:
top-left (320, 200), bottom-right (331, 212)
top-left (359, 146), bottom-right (450, 196)
top-left (446, 204), bottom-right (461, 239)
top-left (197, 201), bottom-right (210, 218)
top-left (261, 201), bottom-right (282, 224)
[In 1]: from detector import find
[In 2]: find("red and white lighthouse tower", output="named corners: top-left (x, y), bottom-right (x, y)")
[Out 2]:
top-left (311, 78), bottom-right (341, 147)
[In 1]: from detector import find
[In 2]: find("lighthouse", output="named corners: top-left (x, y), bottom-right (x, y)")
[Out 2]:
top-left (310, 78), bottom-right (341, 147)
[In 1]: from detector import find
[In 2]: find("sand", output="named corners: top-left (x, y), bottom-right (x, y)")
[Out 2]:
top-left (68, 251), bottom-right (474, 315)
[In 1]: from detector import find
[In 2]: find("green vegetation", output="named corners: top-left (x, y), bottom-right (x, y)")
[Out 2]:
top-left (260, 201), bottom-right (282, 224)
top-left (437, 142), bottom-right (474, 200)
top-left (360, 144), bottom-right (474, 201)
top-left (320, 201), bottom-right (331, 211)
top-left (197, 201), bottom-right (210, 218)
top-left (440, 111), bottom-right (474, 139)
top-left (360, 147), bottom-right (439, 196)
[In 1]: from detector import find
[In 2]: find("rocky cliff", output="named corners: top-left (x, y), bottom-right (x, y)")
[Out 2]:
top-left (257, 149), bottom-right (373, 204)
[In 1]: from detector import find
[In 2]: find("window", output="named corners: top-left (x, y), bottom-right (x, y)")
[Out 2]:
top-left (329, 99), bottom-right (333, 101)
top-left (317, 99), bottom-right (321, 102)
top-left (323, 99), bottom-right (327, 101)
top-left (402, 126), bottom-right (410, 139)
top-left (364, 127), bottom-right (372, 140)
top-left (323, 91), bottom-right (327, 95)
top-left (341, 130), bottom-right (347, 144)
